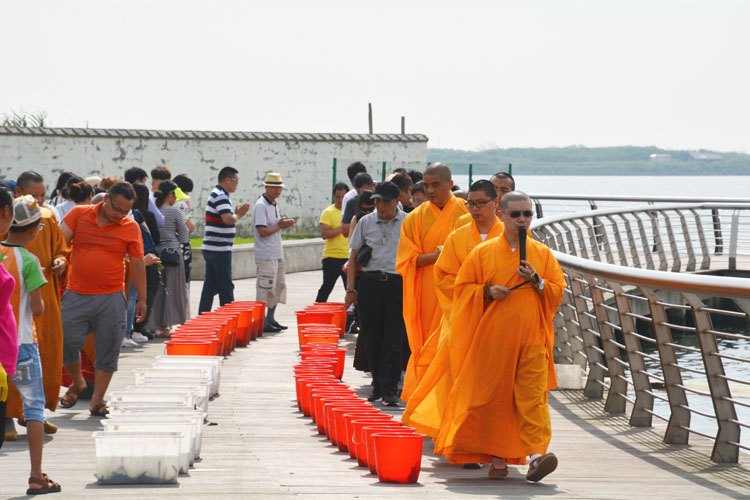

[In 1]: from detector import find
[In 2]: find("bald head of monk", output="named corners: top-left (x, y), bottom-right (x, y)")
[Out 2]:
top-left (500, 191), bottom-right (533, 244)
top-left (423, 162), bottom-right (454, 208)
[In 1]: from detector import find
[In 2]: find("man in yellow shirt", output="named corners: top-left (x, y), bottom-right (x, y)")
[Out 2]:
top-left (315, 182), bottom-right (350, 302)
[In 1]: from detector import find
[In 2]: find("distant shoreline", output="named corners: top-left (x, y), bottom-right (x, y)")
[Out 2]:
top-left (428, 146), bottom-right (750, 176)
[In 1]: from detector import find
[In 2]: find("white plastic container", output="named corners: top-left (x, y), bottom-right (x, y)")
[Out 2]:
top-left (134, 366), bottom-right (217, 396)
top-left (102, 420), bottom-right (194, 473)
top-left (93, 431), bottom-right (182, 484)
top-left (125, 383), bottom-right (210, 413)
top-left (153, 356), bottom-right (222, 393)
top-left (107, 391), bottom-right (196, 410)
top-left (107, 408), bottom-right (206, 458)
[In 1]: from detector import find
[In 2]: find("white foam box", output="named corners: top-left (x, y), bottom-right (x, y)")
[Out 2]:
top-left (107, 408), bottom-right (207, 458)
top-left (102, 420), bottom-right (195, 473)
top-left (93, 431), bottom-right (182, 484)
top-left (135, 366), bottom-right (218, 396)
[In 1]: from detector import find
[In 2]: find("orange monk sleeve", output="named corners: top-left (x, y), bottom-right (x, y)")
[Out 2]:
top-left (433, 231), bottom-right (461, 317)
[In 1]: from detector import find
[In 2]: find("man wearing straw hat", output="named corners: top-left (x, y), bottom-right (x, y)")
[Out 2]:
top-left (253, 172), bottom-right (295, 332)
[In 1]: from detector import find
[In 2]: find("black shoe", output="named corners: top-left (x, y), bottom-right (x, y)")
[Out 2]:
top-left (263, 323), bottom-right (282, 333)
top-left (367, 391), bottom-right (382, 402)
top-left (463, 463), bottom-right (482, 469)
top-left (271, 320), bottom-right (288, 330)
top-left (134, 328), bottom-right (155, 340)
top-left (383, 395), bottom-right (400, 407)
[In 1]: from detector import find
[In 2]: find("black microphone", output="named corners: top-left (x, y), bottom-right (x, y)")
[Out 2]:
top-left (519, 228), bottom-right (527, 265)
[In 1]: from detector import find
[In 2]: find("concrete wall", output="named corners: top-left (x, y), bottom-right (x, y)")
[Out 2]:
top-left (191, 238), bottom-right (326, 280)
top-left (0, 127), bottom-right (428, 236)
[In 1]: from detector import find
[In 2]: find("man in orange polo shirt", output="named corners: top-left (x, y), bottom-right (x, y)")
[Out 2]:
top-left (58, 182), bottom-right (146, 417)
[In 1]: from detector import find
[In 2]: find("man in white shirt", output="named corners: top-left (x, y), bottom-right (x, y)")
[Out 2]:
top-left (253, 172), bottom-right (295, 332)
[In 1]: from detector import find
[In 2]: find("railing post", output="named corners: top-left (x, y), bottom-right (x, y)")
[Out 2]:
top-left (632, 212), bottom-right (655, 270)
top-left (689, 208), bottom-right (711, 270)
top-left (729, 210), bottom-right (739, 270)
top-left (647, 211), bottom-right (668, 271)
top-left (675, 209), bottom-right (696, 272)
top-left (617, 213), bottom-right (640, 268)
top-left (534, 198), bottom-right (544, 219)
top-left (559, 284), bottom-right (588, 369)
top-left (661, 211), bottom-right (681, 272)
top-left (711, 208), bottom-right (723, 254)
top-left (605, 215), bottom-right (627, 265)
top-left (570, 275), bottom-right (606, 398)
top-left (588, 278), bottom-right (627, 414)
top-left (681, 293), bottom-right (740, 463)
top-left (610, 283), bottom-right (653, 427)
top-left (641, 288), bottom-right (690, 445)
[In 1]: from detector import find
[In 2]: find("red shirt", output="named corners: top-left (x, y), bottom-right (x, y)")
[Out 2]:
top-left (63, 203), bottom-right (144, 295)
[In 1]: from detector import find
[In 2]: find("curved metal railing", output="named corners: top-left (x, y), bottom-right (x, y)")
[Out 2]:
top-left (531, 202), bottom-right (750, 463)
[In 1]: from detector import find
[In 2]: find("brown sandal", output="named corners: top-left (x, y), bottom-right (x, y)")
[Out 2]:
top-left (59, 384), bottom-right (86, 409)
top-left (89, 401), bottom-right (109, 417)
top-left (26, 473), bottom-right (61, 495)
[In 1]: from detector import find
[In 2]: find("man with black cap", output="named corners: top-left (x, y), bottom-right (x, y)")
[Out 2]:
top-left (344, 181), bottom-right (407, 407)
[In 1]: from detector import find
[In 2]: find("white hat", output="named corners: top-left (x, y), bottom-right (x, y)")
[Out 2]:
top-left (12, 195), bottom-right (42, 228)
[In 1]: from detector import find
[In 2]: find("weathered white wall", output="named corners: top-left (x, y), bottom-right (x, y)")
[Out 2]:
top-left (0, 129), bottom-right (428, 236)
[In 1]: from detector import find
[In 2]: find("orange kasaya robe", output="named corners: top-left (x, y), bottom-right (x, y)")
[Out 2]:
top-left (402, 216), bottom-right (502, 436)
top-left (396, 194), bottom-right (468, 400)
top-left (433, 234), bottom-right (565, 465)
top-left (5, 207), bottom-right (69, 418)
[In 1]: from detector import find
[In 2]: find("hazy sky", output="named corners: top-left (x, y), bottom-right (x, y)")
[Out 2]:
top-left (2, 0), bottom-right (748, 152)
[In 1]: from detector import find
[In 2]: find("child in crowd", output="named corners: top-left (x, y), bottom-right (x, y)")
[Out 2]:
top-left (1, 195), bottom-right (61, 495)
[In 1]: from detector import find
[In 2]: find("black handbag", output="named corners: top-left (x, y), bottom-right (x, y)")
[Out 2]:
top-left (356, 244), bottom-right (373, 265)
top-left (160, 247), bottom-right (180, 266)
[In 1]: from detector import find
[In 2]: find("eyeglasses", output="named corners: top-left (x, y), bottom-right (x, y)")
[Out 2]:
top-left (228, 177), bottom-right (239, 184)
top-left (109, 198), bottom-right (130, 215)
top-left (505, 210), bottom-right (534, 218)
top-left (466, 198), bottom-right (495, 209)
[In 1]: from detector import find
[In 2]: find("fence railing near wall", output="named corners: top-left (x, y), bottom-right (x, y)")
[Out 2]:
top-left (531, 203), bottom-right (750, 464)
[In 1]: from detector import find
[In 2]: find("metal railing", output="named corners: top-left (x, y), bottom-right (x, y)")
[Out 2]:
top-left (532, 202), bottom-right (750, 463)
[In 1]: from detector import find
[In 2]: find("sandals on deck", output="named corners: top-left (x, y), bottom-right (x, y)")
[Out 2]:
top-left (26, 473), bottom-right (61, 495)
top-left (89, 401), bottom-right (109, 417)
top-left (58, 384), bottom-right (86, 409)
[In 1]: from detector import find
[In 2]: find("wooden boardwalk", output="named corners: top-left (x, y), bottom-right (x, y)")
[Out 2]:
top-left (0, 270), bottom-right (748, 499)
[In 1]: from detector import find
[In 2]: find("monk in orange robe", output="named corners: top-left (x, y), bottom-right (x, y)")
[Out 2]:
top-left (402, 180), bottom-right (502, 437)
top-left (434, 191), bottom-right (565, 482)
top-left (5, 172), bottom-right (69, 434)
top-left (396, 162), bottom-right (468, 401)
top-left (455, 171), bottom-right (515, 229)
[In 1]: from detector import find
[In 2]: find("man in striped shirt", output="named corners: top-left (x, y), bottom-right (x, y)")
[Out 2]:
top-left (198, 166), bottom-right (250, 314)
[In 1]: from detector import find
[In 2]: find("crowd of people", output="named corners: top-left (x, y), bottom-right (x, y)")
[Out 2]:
top-left (0, 158), bottom-right (565, 494)
top-left (0, 166), bottom-right (196, 494)
top-left (321, 161), bottom-right (563, 483)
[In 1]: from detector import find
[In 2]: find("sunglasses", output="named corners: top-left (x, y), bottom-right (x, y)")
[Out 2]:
top-left (466, 198), bottom-right (495, 209)
top-left (361, 206), bottom-right (375, 214)
top-left (505, 210), bottom-right (534, 218)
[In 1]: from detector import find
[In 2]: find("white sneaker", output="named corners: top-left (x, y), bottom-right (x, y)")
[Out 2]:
top-left (131, 332), bottom-right (149, 343)
top-left (121, 337), bottom-right (139, 348)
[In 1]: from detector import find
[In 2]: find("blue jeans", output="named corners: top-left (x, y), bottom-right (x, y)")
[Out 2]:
top-left (11, 344), bottom-right (45, 423)
top-left (126, 281), bottom-right (137, 337)
top-left (199, 250), bottom-right (234, 313)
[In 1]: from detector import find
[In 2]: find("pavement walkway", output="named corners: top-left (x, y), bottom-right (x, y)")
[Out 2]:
top-left (0, 271), bottom-right (748, 499)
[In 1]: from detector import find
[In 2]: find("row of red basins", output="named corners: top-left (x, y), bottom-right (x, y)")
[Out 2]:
top-left (294, 302), bottom-right (426, 484)
top-left (165, 301), bottom-right (267, 356)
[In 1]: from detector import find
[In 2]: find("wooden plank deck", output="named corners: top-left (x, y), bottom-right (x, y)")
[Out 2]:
top-left (0, 270), bottom-right (748, 499)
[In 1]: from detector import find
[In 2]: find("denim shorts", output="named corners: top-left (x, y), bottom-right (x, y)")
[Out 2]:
top-left (11, 343), bottom-right (45, 423)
